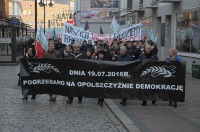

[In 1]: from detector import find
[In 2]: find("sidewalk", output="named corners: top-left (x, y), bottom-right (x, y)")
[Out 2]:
top-left (106, 74), bottom-right (200, 132)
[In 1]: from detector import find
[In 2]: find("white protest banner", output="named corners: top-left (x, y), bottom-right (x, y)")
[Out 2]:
top-left (62, 22), bottom-right (141, 45)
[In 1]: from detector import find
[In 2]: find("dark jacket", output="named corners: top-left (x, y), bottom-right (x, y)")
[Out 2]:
top-left (116, 54), bottom-right (134, 61)
top-left (80, 45), bottom-right (88, 53)
top-left (138, 51), bottom-right (158, 60)
top-left (24, 53), bottom-right (35, 59)
top-left (42, 50), bottom-right (61, 58)
top-left (86, 44), bottom-right (94, 53)
top-left (67, 52), bottom-right (86, 59)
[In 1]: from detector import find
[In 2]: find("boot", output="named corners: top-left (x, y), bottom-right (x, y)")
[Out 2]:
top-left (168, 100), bottom-right (172, 106)
top-left (120, 99), bottom-right (127, 106)
top-left (172, 101), bottom-right (177, 108)
top-left (141, 100), bottom-right (147, 106)
top-left (77, 97), bottom-right (82, 104)
top-left (152, 100), bottom-right (156, 104)
top-left (67, 97), bottom-right (73, 104)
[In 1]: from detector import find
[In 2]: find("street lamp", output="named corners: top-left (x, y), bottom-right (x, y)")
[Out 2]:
top-left (62, 10), bottom-right (68, 21)
top-left (35, 0), bottom-right (37, 36)
top-left (68, 10), bottom-right (74, 19)
top-left (38, 0), bottom-right (53, 34)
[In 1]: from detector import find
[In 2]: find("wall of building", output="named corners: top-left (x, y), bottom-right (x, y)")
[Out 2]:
top-left (129, 0), bottom-right (200, 73)
top-left (21, 0), bottom-right (70, 29)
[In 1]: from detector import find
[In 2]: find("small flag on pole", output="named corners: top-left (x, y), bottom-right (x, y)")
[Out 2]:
top-left (100, 26), bottom-right (104, 34)
top-left (84, 20), bottom-right (89, 31)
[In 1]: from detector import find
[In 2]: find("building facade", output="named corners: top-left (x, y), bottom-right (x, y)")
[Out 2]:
top-left (119, 0), bottom-right (200, 73)
top-left (21, 0), bottom-right (70, 30)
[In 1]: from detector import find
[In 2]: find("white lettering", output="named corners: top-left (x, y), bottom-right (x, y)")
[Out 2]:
top-left (69, 70), bottom-right (86, 76)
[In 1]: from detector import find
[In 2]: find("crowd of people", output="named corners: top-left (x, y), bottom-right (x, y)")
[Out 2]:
top-left (20, 37), bottom-right (181, 108)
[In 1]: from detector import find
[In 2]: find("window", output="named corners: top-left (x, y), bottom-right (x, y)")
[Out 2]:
top-left (29, 11), bottom-right (32, 15)
top-left (23, 10), bottom-right (27, 15)
top-left (176, 10), bottom-right (200, 54)
top-left (127, 0), bottom-right (132, 10)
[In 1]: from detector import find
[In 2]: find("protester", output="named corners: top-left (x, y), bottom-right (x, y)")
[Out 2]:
top-left (166, 48), bottom-right (182, 108)
top-left (61, 45), bottom-right (72, 58)
top-left (42, 42), bottom-right (61, 102)
top-left (126, 41), bottom-right (137, 60)
top-left (135, 41), bottom-right (145, 59)
top-left (86, 48), bottom-right (93, 59)
top-left (148, 40), bottom-right (158, 55)
top-left (96, 50), bottom-right (107, 106)
top-left (92, 44), bottom-right (103, 59)
top-left (116, 46), bottom-right (134, 105)
top-left (55, 38), bottom-right (64, 53)
top-left (80, 40), bottom-right (88, 53)
top-left (138, 43), bottom-right (158, 106)
top-left (66, 43), bottom-right (87, 104)
top-left (21, 47), bottom-right (36, 100)
top-left (86, 40), bottom-right (95, 53)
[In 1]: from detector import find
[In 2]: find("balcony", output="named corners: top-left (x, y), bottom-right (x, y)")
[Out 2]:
top-left (157, 0), bottom-right (181, 3)
top-left (139, 3), bottom-right (144, 10)
top-left (146, 2), bottom-right (158, 9)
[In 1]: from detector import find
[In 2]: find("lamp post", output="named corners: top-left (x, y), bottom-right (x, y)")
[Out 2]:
top-left (62, 10), bottom-right (68, 21)
top-left (38, 0), bottom-right (53, 34)
top-left (68, 10), bottom-right (73, 20)
top-left (57, 13), bottom-right (63, 27)
top-left (35, 0), bottom-right (37, 36)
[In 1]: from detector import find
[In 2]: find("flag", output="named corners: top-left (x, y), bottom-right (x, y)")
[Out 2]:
top-left (36, 27), bottom-right (48, 52)
top-left (52, 27), bottom-right (56, 40)
top-left (84, 20), bottom-right (89, 31)
top-left (148, 29), bottom-right (158, 43)
top-left (111, 16), bottom-right (121, 35)
top-left (100, 26), bottom-right (104, 34)
top-left (34, 40), bottom-right (44, 58)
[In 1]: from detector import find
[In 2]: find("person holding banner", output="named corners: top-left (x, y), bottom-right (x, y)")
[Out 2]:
top-left (139, 44), bottom-right (158, 106)
top-left (126, 41), bottom-right (137, 60)
top-left (66, 43), bottom-right (87, 104)
top-left (116, 46), bottom-right (134, 106)
top-left (166, 48), bottom-right (182, 108)
top-left (21, 47), bottom-right (37, 100)
top-left (42, 42), bottom-right (61, 102)
top-left (96, 50), bottom-right (107, 106)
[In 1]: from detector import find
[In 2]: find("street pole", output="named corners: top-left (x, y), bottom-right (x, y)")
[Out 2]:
top-left (44, 5), bottom-right (45, 34)
top-left (35, 0), bottom-right (37, 36)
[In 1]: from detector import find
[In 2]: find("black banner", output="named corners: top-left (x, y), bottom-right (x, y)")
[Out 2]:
top-left (20, 58), bottom-right (186, 102)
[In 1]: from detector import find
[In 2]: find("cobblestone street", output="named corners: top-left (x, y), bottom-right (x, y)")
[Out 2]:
top-left (0, 65), bottom-right (127, 132)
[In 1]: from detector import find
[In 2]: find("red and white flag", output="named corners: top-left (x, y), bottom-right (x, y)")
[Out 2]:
top-left (34, 40), bottom-right (44, 58)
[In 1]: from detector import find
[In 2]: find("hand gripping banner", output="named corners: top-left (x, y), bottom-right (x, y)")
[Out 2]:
top-left (20, 58), bottom-right (186, 102)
